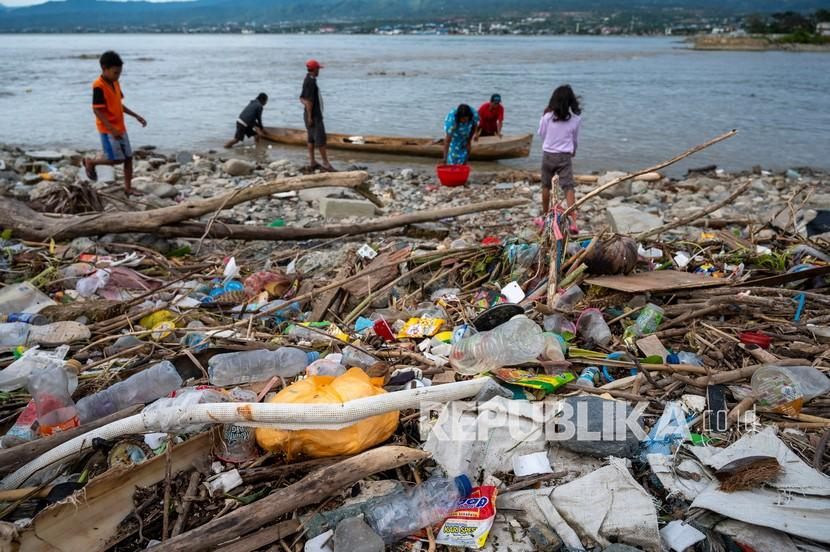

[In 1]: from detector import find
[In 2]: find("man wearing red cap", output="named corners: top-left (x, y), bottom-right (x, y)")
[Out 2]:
top-left (300, 59), bottom-right (335, 171)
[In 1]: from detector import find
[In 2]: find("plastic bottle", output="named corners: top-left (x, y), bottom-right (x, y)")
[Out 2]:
top-left (553, 285), bottom-right (584, 311)
top-left (306, 358), bottom-right (348, 377)
top-left (27, 362), bottom-right (80, 436)
top-left (543, 313), bottom-right (576, 337)
top-left (634, 303), bottom-right (664, 335)
top-left (751, 365), bottom-right (830, 416)
top-left (364, 475), bottom-right (473, 544)
top-left (75, 360), bottom-right (183, 423)
top-left (576, 309), bottom-right (612, 348)
top-left (0, 345), bottom-right (70, 392)
top-left (0, 322), bottom-right (30, 348)
top-left (207, 347), bottom-right (318, 386)
top-left (542, 332), bottom-right (567, 361)
top-left (667, 351), bottom-right (703, 366)
top-left (341, 346), bottom-right (378, 370)
top-left (450, 315), bottom-right (544, 376)
top-left (76, 269), bottom-right (111, 298)
top-left (0, 313), bottom-right (48, 325)
top-left (575, 366), bottom-right (600, 388)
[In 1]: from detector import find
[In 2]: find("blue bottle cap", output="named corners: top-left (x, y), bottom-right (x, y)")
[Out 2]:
top-left (454, 474), bottom-right (473, 498)
top-left (306, 351), bottom-right (320, 363)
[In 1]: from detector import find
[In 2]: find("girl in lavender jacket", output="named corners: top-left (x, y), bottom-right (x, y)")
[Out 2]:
top-left (538, 85), bottom-right (582, 232)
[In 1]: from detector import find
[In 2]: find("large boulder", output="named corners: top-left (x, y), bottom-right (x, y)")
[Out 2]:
top-left (222, 158), bottom-right (255, 177)
top-left (606, 206), bottom-right (663, 234)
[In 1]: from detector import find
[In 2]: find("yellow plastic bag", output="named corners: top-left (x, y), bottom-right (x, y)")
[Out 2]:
top-left (255, 368), bottom-right (399, 459)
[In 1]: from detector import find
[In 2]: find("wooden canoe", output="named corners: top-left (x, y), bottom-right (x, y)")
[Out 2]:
top-left (261, 127), bottom-right (533, 161)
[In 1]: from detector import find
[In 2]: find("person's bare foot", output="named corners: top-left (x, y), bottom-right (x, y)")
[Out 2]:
top-left (83, 158), bottom-right (97, 181)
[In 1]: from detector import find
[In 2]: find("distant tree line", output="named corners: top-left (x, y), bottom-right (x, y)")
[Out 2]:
top-left (745, 9), bottom-right (830, 34)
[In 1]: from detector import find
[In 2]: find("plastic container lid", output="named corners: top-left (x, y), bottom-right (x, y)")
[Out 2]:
top-left (454, 474), bottom-right (473, 498)
top-left (740, 331), bottom-right (771, 349)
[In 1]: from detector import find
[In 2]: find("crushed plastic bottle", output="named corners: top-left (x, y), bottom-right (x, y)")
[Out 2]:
top-left (306, 358), bottom-right (348, 377)
top-left (553, 285), bottom-right (584, 311)
top-left (575, 366), bottom-right (600, 388)
top-left (27, 362), bottom-right (80, 436)
top-left (0, 322), bottom-right (31, 348)
top-left (634, 303), bottom-right (664, 335)
top-left (576, 308), bottom-right (612, 348)
top-left (0, 345), bottom-right (70, 392)
top-left (364, 475), bottom-right (473, 544)
top-left (75, 360), bottom-right (183, 423)
top-left (543, 313), bottom-right (576, 337)
top-left (207, 347), bottom-right (318, 386)
top-left (450, 315), bottom-right (544, 375)
top-left (341, 346), bottom-right (378, 370)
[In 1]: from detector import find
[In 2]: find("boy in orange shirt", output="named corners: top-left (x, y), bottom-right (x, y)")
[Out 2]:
top-left (82, 51), bottom-right (147, 195)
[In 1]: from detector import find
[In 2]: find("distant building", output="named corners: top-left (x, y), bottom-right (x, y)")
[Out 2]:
top-left (818, 22), bottom-right (830, 36)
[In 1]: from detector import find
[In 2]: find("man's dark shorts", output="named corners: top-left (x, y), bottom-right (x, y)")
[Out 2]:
top-left (234, 122), bottom-right (257, 141)
top-left (541, 152), bottom-right (575, 191)
top-left (306, 118), bottom-right (327, 147)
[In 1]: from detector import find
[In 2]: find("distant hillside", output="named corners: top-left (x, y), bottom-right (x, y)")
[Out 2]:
top-left (1, 0), bottom-right (827, 31)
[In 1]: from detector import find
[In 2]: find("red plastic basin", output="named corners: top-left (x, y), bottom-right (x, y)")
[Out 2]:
top-left (436, 164), bottom-right (471, 187)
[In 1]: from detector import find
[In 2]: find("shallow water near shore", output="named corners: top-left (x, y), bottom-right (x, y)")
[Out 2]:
top-left (1, 33), bottom-right (829, 175)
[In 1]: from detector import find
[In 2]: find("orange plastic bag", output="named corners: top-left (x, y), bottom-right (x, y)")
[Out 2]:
top-left (255, 368), bottom-right (399, 459)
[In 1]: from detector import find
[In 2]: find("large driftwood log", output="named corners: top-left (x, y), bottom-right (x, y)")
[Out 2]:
top-left (154, 198), bottom-right (527, 241)
top-left (154, 445), bottom-right (429, 552)
top-left (1, 192), bottom-right (527, 242)
top-left (0, 171), bottom-right (369, 241)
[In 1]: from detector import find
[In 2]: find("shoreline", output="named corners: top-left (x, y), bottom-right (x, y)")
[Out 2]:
top-left (2, 143), bottom-right (828, 250)
top-left (691, 35), bottom-right (830, 52)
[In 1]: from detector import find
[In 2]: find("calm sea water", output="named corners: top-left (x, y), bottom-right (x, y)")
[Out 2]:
top-left (1, 33), bottom-right (829, 174)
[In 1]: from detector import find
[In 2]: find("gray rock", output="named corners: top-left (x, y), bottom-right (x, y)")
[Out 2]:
top-left (23, 173), bottom-right (42, 185)
top-left (400, 168), bottom-right (415, 179)
top-left (751, 178), bottom-right (770, 193)
top-left (631, 180), bottom-right (649, 194)
top-left (268, 159), bottom-right (292, 171)
top-left (222, 158), bottom-right (254, 177)
top-left (299, 187), bottom-right (347, 202)
top-left (404, 222), bottom-right (450, 240)
top-left (319, 198), bottom-right (377, 219)
top-left (602, 545), bottom-right (644, 552)
top-left (333, 517), bottom-right (384, 552)
top-left (132, 178), bottom-right (178, 198)
top-left (556, 396), bottom-right (642, 459)
top-left (606, 206), bottom-right (663, 234)
top-left (24, 150), bottom-right (62, 161)
top-left (134, 160), bottom-right (153, 173)
top-left (192, 158), bottom-right (214, 172)
top-left (175, 152), bottom-right (193, 164)
top-left (598, 171), bottom-right (631, 198)
top-left (164, 170), bottom-right (182, 185)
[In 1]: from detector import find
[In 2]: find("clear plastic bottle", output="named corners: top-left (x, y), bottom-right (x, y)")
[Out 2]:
top-left (27, 361), bottom-right (80, 436)
top-left (75, 360), bottom-right (183, 423)
top-left (207, 347), bottom-right (318, 386)
top-left (634, 303), bottom-right (664, 335)
top-left (364, 475), bottom-right (472, 544)
top-left (553, 285), bottom-right (584, 311)
top-left (0, 322), bottom-right (30, 348)
top-left (0, 345), bottom-right (69, 392)
top-left (306, 358), bottom-right (348, 377)
top-left (341, 346), bottom-right (378, 370)
top-left (576, 309), bottom-right (612, 348)
top-left (575, 366), bottom-right (600, 388)
top-left (450, 315), bottom-right (544, 375)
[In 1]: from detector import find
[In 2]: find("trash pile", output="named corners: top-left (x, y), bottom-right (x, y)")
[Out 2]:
top-left (1, 140), bottom-right (829, 552)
